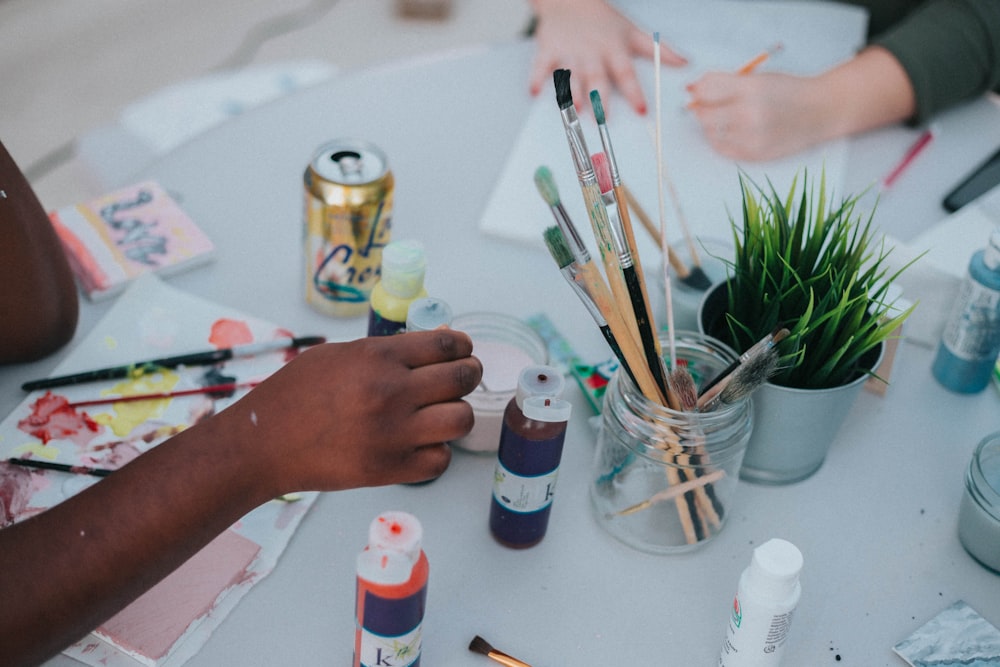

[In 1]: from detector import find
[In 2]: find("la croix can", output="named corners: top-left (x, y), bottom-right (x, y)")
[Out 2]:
top-left (303, 139), bottom-right (393, 317)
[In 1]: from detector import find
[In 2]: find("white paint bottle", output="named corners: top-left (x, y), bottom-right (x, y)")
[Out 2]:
top-left (719, 538), bottom-right (803, 667)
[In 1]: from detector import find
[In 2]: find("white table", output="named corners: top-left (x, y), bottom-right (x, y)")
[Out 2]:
top-left (14, 37), bottom-right (1000, 666)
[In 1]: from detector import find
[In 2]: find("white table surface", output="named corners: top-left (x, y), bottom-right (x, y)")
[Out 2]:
top-left (13, 36), bottom-right (1000, 667)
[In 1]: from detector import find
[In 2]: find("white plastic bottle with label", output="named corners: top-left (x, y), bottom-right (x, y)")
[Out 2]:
top-left (719, 538), bottom-right (803, 667)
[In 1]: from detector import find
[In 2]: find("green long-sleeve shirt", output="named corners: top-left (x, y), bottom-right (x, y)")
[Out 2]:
top-left (846, 0), bottom-right (1000, 123)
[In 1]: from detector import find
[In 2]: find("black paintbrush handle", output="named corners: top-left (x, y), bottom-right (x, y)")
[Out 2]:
top-left (600, 324), bottom-right (640, 390)
top-left (7, 457), bottom-right (114, 477)
top-left (622, 266), bottom-right (669, 395)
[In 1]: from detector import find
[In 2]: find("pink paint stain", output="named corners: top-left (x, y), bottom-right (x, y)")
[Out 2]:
top-left (0, 462), bottom-right (36, 526)
top-left (17, 392), bottom-right (103, 446)
top-left (209, 318), bottom-right (254, 348)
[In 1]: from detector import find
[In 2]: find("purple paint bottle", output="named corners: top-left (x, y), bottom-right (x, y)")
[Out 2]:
top-left (489, 365), bottom-right (571, 548)
top-left (354, 511), bottom-right (428, 667)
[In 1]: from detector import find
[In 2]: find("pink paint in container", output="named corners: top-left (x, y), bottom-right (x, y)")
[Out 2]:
top-left (450, 312), bottom-right (549, 453)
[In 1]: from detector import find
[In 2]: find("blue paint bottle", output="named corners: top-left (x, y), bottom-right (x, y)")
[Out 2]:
top-left (489, 365), bottom-right (571, 549)
top-left (354, 511), bottom-right (428, 667)
top-left (932, 227), bottom-right (1000, 393)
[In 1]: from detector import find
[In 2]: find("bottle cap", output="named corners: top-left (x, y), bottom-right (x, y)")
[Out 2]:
top-left (522, 396), bottom-right (573, 423)
top-left (746, 538), bottom-right (803, 600)
top-left (406, 297), bottom-right (453, 332)
top-left (381, 240), bottom-right (427, 297)
top-left (514, 364), bottom-right (565, 409)
top-left (985, 226), bottom-right (1000, 271)
top-left (357, 511), bottom-right (423, 585)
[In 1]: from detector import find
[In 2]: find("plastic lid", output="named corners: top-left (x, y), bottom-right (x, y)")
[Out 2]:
top-left (356, 511), bottom-right (423, 585)
top-left (515, 364), bottom-right (565, 409)
top-left (985, 227), bottom-right (1000, 270)
top-left (380, 240), bottom-right (427, 297)
top-left (746, 538), bottom-right (803, 600)
top-left (406, 297), bottom-right (453, 332)
top-left (522, 396), bottom-right (573, 423)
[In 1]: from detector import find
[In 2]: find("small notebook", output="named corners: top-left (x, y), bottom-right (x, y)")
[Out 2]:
top-left (50, 181), bottom-right (214, 301)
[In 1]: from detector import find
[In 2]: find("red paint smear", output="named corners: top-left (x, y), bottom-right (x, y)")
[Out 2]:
top-left (208, 318), bottom-right (254, 348)
top-left (273, 327), bottom-right (300, 363)
top-left (17, 392), bottom-right (102, 445)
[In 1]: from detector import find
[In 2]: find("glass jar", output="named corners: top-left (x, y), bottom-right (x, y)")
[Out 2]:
top-left (958, 432), bottom-right (1000, 572)
top-left (591, 332), bottom-right (753, 554)
top-left (450, 312), bottom-right (549, 454)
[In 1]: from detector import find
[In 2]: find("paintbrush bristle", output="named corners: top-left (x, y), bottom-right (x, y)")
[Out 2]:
top-left (590, 89), bottom-right (606, 125)
top-left (670, 367), bottom-right (698, 411)
top-left (469, 635), bottom-right (494, 656)
top-left (718, 347), bottom-right (780, 405)
top-left (553, 68), bottom-right (573, 109)
top-left (533, 166), bottom-right (561, 207)
top-left (591, 152), bottom-right (612, 195)
top-left (543, 226), bottom-right (574, 270)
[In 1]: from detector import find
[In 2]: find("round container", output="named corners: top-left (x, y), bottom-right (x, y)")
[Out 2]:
top-left (591, 332), bottom-right (753, 554)
top-left (450, 312), bottom-right (549, 454)
top-left (958, 432), bottom-right (1000, 573)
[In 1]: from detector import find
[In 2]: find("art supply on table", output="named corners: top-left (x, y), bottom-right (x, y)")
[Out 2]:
top-left (526, 312), bottom-right (615, 414)
top-left (881, 127), bottom-right (935, 190)
top-left (489, 365), bottom-right (570, 548)
top-left (66, 380), bottom-right (260, 408)
top-left (48, 180), bottom-right (215, 301)
top-left (406, 296), bottom-right (453, 332)
top-left (719, 538), bottom-right (803, 667)
top-left (21, 335), bottom-right (324, 391)
top-left (6, 457), bottom-right (114, 477)
top-left (893, 600), bottom-right (1000, 666)
top-left (958, 432), bottom-right (1000, 573)
top-left (304, 138), bottom-right (393, 317)
top-left (591, 332), bottom-right (752, 553)
top-left (367, 239), bottom-right (428, 336)
top-left (551, 68), bottom-right (670, 403)
top-left (354, 511), bottom-right (428, 667)
top-left (931, 226), bottom-right (1000, 393)
top-left (468, 635), bottom-right (533, 667)
top-left (736, 42), bottom-right (783, 75)
top-left (450, 312), bottom-right (549, 454)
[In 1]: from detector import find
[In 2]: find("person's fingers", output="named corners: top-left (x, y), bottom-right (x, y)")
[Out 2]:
top-left (408, 400), bottom-right (477, 444)
top-left (386, 329), bottom-right (474, 369)
top-left (404, 355), bottom-right (483, 408)
top-left (628, 28), bottom-right (687, 66)
top-left (606, 51), bottom-right (647, 115)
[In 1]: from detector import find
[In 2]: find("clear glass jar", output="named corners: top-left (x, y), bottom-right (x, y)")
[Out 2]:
top-left (591, 332), bottom-right (753, 554)
top-left (449, 312), bottom-right (548, 453)
top-left (958, 432), bottom-right (1000, 572)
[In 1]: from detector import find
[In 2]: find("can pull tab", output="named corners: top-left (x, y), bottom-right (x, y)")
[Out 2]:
top-left (330, 150), bottom-right (363, 178)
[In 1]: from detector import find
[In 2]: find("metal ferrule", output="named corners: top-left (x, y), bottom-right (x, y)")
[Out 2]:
top-left (552, 202), bottom-right (591, 265)
top-left (559, 106), bottom-right (596, 184)
top-left (600, 190), bottom-right (633, 269)
top-left (561, 265), bottom-right (607, 326)
top-left (597, 124), bottom-right (623, 187)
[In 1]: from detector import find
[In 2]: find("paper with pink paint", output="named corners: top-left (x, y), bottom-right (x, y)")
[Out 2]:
top-left (0, 274), bottom-right (318, 667)
top-left (49, 180), bottom-right (215, 301)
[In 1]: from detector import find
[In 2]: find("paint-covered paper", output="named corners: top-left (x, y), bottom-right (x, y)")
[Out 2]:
top-left (49, 180), bottom-right (215, 301)
top-left (893, 600), bottom-right (1000, 667)
top-left (0, 274), bottom-right (318, 667)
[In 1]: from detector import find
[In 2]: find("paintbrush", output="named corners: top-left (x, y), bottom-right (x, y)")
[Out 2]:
top-left (7, 457), bottom-right (114, 477)
top-left (697, 328), bottom-right (790, 409)
top-left (22, 335), bottom-right (325, 391)
top-left (469, 635), bottom-right (533, 667)
top-left (737, 41), bottom-right (784, 75)
top-left (534, 166), bottom-right (664, 403)
top-left (622, 183), bottom-right (711, 291)
top-left (552, 68), bottom-right (669, 403)
top-left (67, 380), bottom-right (260, 408)
top-left (591, 151), bottom-right (671, 398)
top-left (543, 225), bottom-right (638, 389)
top-left (700, 345), bottom-right (781, 412)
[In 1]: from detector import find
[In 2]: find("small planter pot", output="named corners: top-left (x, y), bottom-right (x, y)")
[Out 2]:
top-left (698, 282), bottom-right (884, 485)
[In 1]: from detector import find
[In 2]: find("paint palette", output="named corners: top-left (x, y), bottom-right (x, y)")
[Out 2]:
top-left (0, 275), bottom-right (318, 666)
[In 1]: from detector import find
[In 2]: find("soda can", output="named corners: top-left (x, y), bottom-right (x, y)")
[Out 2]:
top-left (303, 139), bottom-right (393, 317)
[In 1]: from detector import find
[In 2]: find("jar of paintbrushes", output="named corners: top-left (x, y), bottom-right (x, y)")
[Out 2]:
top-left (591, 332), bottom-right (753, 554)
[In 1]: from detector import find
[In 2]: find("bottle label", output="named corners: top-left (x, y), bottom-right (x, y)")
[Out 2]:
top-left (492, 462), bottom-right (559, 514)
top-left (719, 594), bottom-right (794, 666)
top-left (357, 625), bottom-right (421, 667)
top-left (941, 279), bottom-right (1000, 361)
top-left (357, 586), bottom-right (425, 667)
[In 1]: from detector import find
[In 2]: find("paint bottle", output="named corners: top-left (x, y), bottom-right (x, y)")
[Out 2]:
top-left (405, 296), bottom-right (453, 332)
top-left (354, 511), bottom-right (428, 667)
top-left (489, 365), bottom-right (571, 548)
top-left (719, 538), bottom-right (803, 667)
top-left (367, 239), bottom-right (428, 337)
top-left (932, 227), bottom-right (1000, 393)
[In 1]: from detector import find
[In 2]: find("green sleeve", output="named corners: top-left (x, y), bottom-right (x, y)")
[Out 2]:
top-left (870, 0), bottom-right (1000, 123)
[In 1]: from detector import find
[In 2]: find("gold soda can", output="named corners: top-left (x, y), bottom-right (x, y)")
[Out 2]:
top-left (303, 139), bottom-right (393, 316)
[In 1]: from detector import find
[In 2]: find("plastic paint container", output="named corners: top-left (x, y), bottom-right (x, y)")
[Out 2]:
top-left (958, 432), bottom-right (1000, 573)
top-left (449, 312), bottom-right (549, 454)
